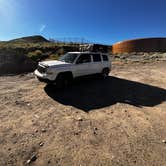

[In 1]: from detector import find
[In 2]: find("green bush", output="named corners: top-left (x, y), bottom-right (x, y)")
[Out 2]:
top-left (28, 50), bottom-right (43, 61)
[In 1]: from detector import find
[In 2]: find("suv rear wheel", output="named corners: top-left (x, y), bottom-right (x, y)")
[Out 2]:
top-left (101, 68), bottom-right (110, 79)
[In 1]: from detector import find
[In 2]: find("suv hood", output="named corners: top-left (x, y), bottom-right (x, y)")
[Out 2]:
top-left (39, 60), bottom-right (71, 67)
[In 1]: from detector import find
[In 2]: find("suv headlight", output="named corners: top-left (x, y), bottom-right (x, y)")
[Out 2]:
top-left (37, 65), bottom-right (47, 73)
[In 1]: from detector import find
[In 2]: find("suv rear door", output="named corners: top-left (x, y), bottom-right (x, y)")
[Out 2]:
top-left (74, 53), bottom-right (93, 77)
top-left (91, 53), bottom-right (103, 74)
top-left (102, 54), bottom-right (111, 69)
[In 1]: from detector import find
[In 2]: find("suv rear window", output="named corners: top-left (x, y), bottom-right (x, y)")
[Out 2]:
top-left (102, 54), bottom-right (108, 61)
top-left (76, 54), bottom-right (91, 64)
top-left (92, 54), bottom-right (101, 62)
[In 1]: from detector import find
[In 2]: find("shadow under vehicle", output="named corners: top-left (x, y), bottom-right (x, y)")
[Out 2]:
top-left (44, 76), bottom-right (166, 112)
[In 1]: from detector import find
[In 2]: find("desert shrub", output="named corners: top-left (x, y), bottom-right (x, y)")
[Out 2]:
top-left (28, 50), bottom-right (43, 61)
top-left (49, 54), bottom-right (59, 60)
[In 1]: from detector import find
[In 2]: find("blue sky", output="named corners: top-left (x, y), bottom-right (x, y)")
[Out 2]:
top-left (0, 0), bottom-right (166, 44)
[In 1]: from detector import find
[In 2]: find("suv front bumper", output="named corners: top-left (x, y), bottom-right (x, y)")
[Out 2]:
top-left (34, 70), bottom-right (55, 83)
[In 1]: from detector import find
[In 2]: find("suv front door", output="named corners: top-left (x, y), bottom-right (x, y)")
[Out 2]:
top-left (74, 54), bottom-right (93, 77)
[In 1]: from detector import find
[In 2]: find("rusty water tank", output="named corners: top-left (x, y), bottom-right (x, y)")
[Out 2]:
top-left (112, 38), bottom-right (166, 53)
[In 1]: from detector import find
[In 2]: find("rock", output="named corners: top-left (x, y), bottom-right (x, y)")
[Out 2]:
top-left (93, 127), bottom-right (98, 135)
top-left (39, 142), bottom-right (44, 146)
top-left (74, 130), bottom-right (81, 136)
top-left (26, 154), bottom-right (37, 164)
top-left (74, 132), bottom-right (79, 136)
top-left (15, 101), bottom-right (19, 105)
top-left (162, 140), bottom-right (166, 143)
top-left (30, 154), bottom-right (37, 161)
top-left (35, 129), bottom-right (38, 133)
top-left (93, 131), bottom-right (97, 135)
top-left (77, 117), bottom-right (83, 121)
top-left (94, 127), bottom-right (98, 131)
top-left (41, 129), bottom-right (46, 133)
top-left (34, 115), bottom-right (39, 119)
top-left (8, 148), bottom-right (11, 151)
top-left (26, 160), bottom-right (31, 164)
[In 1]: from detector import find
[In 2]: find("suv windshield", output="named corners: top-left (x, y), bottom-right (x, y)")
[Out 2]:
top-left (59, 53), bottom-right (78, 63)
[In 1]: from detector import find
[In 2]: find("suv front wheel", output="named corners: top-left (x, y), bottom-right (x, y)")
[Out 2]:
top-left (55, 73), bottom-right (73, 88)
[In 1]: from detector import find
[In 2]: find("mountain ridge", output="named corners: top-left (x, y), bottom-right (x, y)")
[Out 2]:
top-left (8, 35), bottom-right (49, 43)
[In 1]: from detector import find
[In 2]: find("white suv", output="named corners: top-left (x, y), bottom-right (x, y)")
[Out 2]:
top-left (34, 52), bottom-right (111, 87)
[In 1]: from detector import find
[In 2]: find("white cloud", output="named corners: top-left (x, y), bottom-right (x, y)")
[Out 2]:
top-left (40, 25), bottom-right (46, 32)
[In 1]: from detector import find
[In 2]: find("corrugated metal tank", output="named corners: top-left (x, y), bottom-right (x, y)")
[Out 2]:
top-left (112, 38), bottom-right (166, 53)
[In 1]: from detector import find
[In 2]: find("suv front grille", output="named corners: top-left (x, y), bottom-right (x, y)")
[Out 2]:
top-left (37, 65), bottom-right (47, 73)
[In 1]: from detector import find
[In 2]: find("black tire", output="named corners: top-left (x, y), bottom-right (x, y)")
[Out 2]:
top-left (56, 73), bottom-right (73, 88)
top-left (101, 68), bottom-right (110, 79)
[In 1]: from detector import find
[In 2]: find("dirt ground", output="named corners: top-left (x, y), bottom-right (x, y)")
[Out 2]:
top-left (0, 61), bottom-right (166, 166)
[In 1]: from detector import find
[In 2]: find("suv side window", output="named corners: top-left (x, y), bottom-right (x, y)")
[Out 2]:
top-left (102, 54), bottom-right (109, 61)
top-left (76, 54), bottom-right (91, 64)
top-left (92, 54), bottom-right (101, 62)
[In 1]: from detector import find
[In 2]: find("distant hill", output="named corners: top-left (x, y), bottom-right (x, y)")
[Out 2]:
top-left (9, 35), bottom-right (49, 43)
top-left (0, 35), bottom-right (112, 75)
